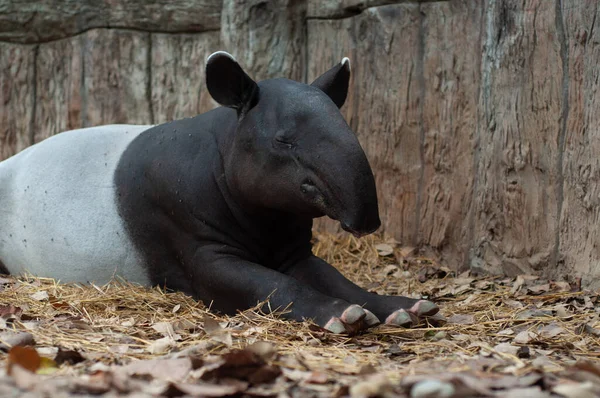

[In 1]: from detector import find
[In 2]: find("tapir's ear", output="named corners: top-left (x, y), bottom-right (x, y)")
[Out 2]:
top-left (205, 51), bottom-right (259, 114)
top-left (310, 57), bottom-right (351, 108)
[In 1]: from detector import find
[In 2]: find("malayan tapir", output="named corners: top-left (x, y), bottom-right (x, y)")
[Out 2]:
top-left (0, 51), bottom-right (438, 333)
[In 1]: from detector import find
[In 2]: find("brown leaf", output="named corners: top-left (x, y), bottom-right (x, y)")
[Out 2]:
top-left (7, 346), bottom-right (41, 375)
top-left (571, 361), bottom-right (600, 378)
top-left (0, 305), bottom-right (22, 319)
top-left (201, 348), bottom-right (281, 384)
top-left (54, 349), bottom-right (85, 366)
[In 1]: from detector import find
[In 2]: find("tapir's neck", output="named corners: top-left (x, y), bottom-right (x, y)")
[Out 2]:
top-left (208, 108), bottom-right (313, 268)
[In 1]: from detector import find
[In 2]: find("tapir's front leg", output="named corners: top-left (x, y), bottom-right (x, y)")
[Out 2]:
top-left (282, 255), bottom-right (439, 328)
top-left (188, 252), bottom-right (379, 334)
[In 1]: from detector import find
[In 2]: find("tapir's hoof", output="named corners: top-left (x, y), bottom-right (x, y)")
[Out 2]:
top-left (409, 300), bottom-right (439, 317)
top-left (324, 305), bottom-right (381, 335)
top-left (385, 309), bottom-right (418, 328)
top-left (364, 309), bottom-right (381, 327)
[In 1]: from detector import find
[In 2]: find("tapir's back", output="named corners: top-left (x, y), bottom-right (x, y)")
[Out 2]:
top-left (0, 125), bottom-right (152, 284)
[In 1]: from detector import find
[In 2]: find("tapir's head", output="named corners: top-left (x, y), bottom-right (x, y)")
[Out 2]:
top-left (206, 51), bottom-right (380, 237)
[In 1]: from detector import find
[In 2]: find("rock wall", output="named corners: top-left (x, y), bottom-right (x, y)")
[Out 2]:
top-left (1, 0), bottom-right (599, 286)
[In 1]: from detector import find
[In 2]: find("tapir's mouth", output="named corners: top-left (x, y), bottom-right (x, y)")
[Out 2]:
top-left (340, 222), bottom-right (380, 238)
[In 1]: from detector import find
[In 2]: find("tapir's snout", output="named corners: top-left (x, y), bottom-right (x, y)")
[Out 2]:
top-left (339, 195), bottom-right (381, 237)
top-left (328, 146), bottom-right (381, 238)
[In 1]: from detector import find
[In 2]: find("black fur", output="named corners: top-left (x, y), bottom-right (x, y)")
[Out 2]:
top-left (114, 55), bottom-right (424, 326)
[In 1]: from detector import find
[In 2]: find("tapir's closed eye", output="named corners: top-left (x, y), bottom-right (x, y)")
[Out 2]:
top-left (273, 136), bottom-right (295, 149)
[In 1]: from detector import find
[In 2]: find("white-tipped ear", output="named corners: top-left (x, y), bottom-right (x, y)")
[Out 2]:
top-left (341, 57), bottom-right (351, 72)
top-left (205, 51), bottom-right (258, 113)
top-left (206, 51), bottom-right (237, 65)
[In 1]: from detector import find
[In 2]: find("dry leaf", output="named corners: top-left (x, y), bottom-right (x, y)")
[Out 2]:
top-left (204, 316), bottom-right (232, 346)
top-left (410, 379), bottom-right (455, 398)
top-left (375, 243), bottom-right (394, 257)
top-left (37, 357), bottom-right (59, 375)
top-left (54, 349), bottom-right (85, 366)
top-left (552, 381), bottom-right (597, 398)
top-left (147, 337), bottom-right (175, 354)
top-left (493, 342), bottom-right (519, 356)
top-left (448, 314), bottom-right (475, 325)
top-left (350, 373), bottom-right (393, 397)
top-left (172, 381), bottom-right (248, 397)
top-left (247, 341), bottom-right (277, 361)
top-left (527, 284), bottom-right (550, 295)
top-left (0, 305), bottom-right (22, 319)
top-left (30, 291), bottom-right (49, 301)
top-left (200, 348), bottom-right (281, 384)
top-left (122, 358), bottom-right (192, 382)
top-left (0, 331), bottom-right (35, 351)
top-left (7, 346), bottom-right (41, 374)
top-left (539, 323), bottom-right (565, 338)
top-left (10, 364), bottom-right (40, 391)
top-left (514, 331), bottom-right (536, 344)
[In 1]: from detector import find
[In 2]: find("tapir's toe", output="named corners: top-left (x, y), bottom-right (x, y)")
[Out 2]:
top-left (364, 309), bottom-right (381, 327)
top-left (385, 300), bottom-right (440, 328)
top-left (323, 305), bottom-right (380, 335)
top-left (340, 304), bottom-right (366, 324)
top-left (385, 309), bottom-right (418, 328)
top-left (409, 300), bottom-right (439, 317)
top-left (324, 317), bottom-right (348, 334)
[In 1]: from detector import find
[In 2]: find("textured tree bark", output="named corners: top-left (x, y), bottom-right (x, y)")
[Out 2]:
top-left (0, 0), bottom-right (222, 44)
top-left (0, 43), bottom-right (35, 160)
top-left (470, 0), bottom-right (563, 277)
top-left (221, 0), bottom-right (306, 82)
top-left (2, 0), bottom-right (600, 286)
top-left (419, 1), bottom-right (482, 270)
top-left (559, 0), bottom-right (600, 288)
top-left (82, 29), bottom-right (151, 127)
top-left (34, 36), bottom-right (83, 144)
top-left (308, 5), bottom-right (423, 245)
top-left (151, 32), bottom-right (221, 124)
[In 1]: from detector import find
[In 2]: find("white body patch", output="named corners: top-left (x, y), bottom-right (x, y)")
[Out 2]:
top-left (0, 125), bottom-right (153, 285)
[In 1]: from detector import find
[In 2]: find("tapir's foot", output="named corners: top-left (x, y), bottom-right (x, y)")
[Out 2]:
top-left (323, 304), bottom-right (380, 335)
top-left (385, 300), bottom-right (439, 328)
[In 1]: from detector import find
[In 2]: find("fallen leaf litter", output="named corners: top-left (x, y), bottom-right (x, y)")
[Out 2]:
top-left (0, 232), bottom-right (597, 397)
